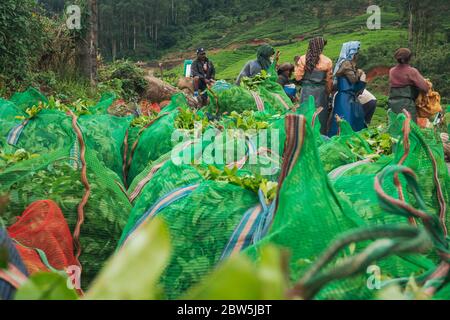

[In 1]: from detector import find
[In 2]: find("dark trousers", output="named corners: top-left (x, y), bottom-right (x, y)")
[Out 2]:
top-left (363, 100), bottom-right (377, 125)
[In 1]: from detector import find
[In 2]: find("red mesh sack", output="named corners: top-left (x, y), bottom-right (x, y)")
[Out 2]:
top-left (7, 200), bottom-right (80, 275)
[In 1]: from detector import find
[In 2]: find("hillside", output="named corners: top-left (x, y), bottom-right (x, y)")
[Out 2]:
top-left (159, 7), bottom-right (448, 102)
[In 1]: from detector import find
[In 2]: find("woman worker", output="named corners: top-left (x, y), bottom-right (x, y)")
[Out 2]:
top-left (295, 37), bottom-right (333, 135)
top-left (328, 41), bottom-right (367, 137)
top-left (388, 48), bottom-right (430, 122)
top-left (236, 44), bottom-right (276, 85)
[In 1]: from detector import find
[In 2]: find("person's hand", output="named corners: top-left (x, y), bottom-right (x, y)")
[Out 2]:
top-left (275, 51), bottom-right (281, 63)
top-left (360, 71), bottom-right (367, 82)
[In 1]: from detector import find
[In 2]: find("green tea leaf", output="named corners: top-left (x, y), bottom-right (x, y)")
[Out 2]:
top-left (15, 272), bottom-right (78, 300)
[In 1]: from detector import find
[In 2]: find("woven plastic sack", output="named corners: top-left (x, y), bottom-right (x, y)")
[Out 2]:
top-left (0, 228), bottom-right (28, 300)
top-left (7, 200), bottom-right (79, 275)
top-left (89, 92), bottom-right (117, 115)
top-left (0, 140), bottom-right (131, 289)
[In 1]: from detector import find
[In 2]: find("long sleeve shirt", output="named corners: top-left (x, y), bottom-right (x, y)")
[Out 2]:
top-left (335, 60), bottom-right (361, 84)
top-left (295, 54), bottom-right (333, 93)
top-left (191, 58), bottom-right (215, 80)
top-left (236, 60), bottom-right (262, 85)
top-left (389, 64), bottom-right (430, 93)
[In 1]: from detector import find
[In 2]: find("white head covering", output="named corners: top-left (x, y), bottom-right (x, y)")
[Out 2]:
top-left (333, 41), bottom-right (361, 76)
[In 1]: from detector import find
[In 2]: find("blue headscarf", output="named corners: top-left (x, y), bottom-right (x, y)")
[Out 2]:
top-left (333, 41), bottom-right (361, 76)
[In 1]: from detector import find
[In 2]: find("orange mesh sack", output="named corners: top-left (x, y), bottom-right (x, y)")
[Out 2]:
top-left (7, 200), bottom-right (79, 275)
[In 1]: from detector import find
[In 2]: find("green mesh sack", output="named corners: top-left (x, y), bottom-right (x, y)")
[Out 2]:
top-left (332, 113), bottom-right (449, 235)
top-left (126, 94), bottom-right (191, 185)
top-left (77, 114), bottom-right (131, 180)
top-left (318, 120), bottom-right (373, 173)
top-left (0, 132), bottom-right (131, 289)
top-left (1, 109), bottom-right (74, 155)
top-left (119, 160), bottom-right (204, 247)
top-left (206, 85), bottom-right (259, 114)
top-left (9, 87), bottom-right (48, 111)
top-left (0, 98), bottom-right (26, 120)
top-left (243, 115), bottom-right (434, 300)
top-left (119, 179), bottom-right (260, 299)
top-left (89, 92), bottom-right (117, 115)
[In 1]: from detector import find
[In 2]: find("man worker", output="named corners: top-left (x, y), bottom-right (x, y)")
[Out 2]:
top-left (191, 48), bottom-right (216, 105)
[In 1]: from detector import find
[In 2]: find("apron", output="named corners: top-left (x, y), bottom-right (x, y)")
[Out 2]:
top-left (388, 86), bottom-right (419, 122)
top-left (300, 70), bottom-right (329, 135)
top-left (328, 76), bottom-right (366, 137)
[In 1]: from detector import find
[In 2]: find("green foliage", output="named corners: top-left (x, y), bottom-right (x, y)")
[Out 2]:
top-left (174, 108), bottom-right (210, 131)
top-left (0, 0), bottom-right (49, 92)
top-left (225, 111), bottom-right (270, 131)
top-left (98, 60), bottom-right (147, 102)
top-left (15, 272), bottom-right (79, 300)
top-left (240, 70), bottom-right (270, 91)
top-left (0, 149), bottom-right (40, 171)
top-left (196, 165), bottom-right (278, 203)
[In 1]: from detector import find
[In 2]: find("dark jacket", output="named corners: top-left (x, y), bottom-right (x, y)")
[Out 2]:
top-left (191, 58), bottom-right (216, 80)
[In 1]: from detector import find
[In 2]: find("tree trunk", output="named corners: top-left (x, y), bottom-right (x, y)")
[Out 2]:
top-left (76, 0), bottom-right (98, 86)
top-left (89, 0), bottom-right (98, 86)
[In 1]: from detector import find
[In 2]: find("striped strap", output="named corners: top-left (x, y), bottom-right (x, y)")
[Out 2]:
top-left (0, 263), bottom-right (28, 289)
top-left (128, 140), bottom-right (195, 203)
top-left (328, 159), bottom-right (373, 180)
top-left (6, 119), bottom-right (30, 146)
top-left (69, 139), bottom-right (82, 170)
top-left (121, 184), bottom-right (200, 248)
top-left (273, 93), bottom-right (291, 111)
top-left (220, 190), bottom-right (276, 260)
top-left (250, 91), bottom-right (265, 111)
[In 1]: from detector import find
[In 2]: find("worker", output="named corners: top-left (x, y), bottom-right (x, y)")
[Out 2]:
top-left (236, 44), bottom-right (276, 85)
top-left (388, 48), bottom-right (430, 122)
top-left (191, 48), bottom-right (216, 105)
top-left (295, 37), bottom-right (333, 135)
top-left (277, 63), bottom-right (297, 102)
top-left (329, 41), bottom-right (367, 137)
top-left (357, 89), bottom-right (378, 127)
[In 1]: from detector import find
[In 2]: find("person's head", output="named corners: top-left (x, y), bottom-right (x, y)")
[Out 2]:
top-left (257, 44), bottom-right (276, 70)
top-left (305, 37), bottom-right (327, 73)
top-left (394, 48), bottom-right (412, 64)
top-left (197, 48), bottom-right (207, 61)
top-left (333, 41), bottom-right (361, 76)
top-left (278, 63), bottom-right (295, 77)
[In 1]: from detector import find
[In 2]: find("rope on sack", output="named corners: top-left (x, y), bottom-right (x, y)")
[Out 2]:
top-left (395, 111), bottom-right (416, 226)
top-left (122, 129), bottom-right (129, 188)
top-left (311, 107), bottom-right (324, 128)
top-left (124, 112), bottom-right (170, 183)
top-left (375, 165), bottom-right (450, 295)
top-left (67, 110), bottom-right (90, 291)
top-left (289, 165), bottom-right (448, 300)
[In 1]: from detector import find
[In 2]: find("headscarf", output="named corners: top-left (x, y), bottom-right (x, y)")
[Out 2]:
top-left (305, 37), bottom-right (326, 73)
top-left (333, 41), bottom-right (361, 76)
top-left (394, 48), bottom-right (412, 64)
top-left (257, 45), bottom-right (275, 71)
